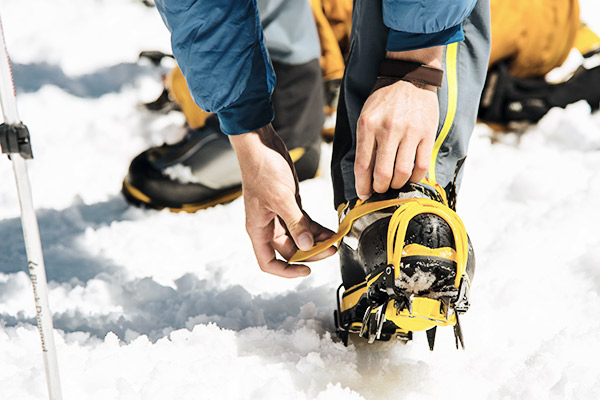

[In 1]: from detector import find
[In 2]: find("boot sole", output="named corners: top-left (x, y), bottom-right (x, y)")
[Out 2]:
top-left (122, 179), bottom-right (242, 213)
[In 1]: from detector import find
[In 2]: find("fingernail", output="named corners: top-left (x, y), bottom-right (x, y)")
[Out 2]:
top-left (299, 267), bottom-right (311, 277)
top-left (298, 233), bottom-right (313, 251)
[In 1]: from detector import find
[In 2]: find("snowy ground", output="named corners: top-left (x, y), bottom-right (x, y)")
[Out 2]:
top-left (1, 1), bottom-right (600, 399)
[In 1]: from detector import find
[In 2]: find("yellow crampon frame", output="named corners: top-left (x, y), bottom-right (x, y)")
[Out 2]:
top-left (292, 179), bottom-right (471, 349)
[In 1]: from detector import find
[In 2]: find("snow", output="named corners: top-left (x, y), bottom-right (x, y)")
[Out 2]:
top-left (1, 0), bottom-right (600, 398)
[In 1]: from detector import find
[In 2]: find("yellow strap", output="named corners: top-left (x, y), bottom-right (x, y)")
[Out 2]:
top-left (402, 243), bottom-right (457, 262)
top-left (290, 193), bottom-right (467, 284)
top-left (290, 198), bottom-right (411, 262)
top-left (291, 180), bottom-right (450, 262)
top-left (385, 199), bottom-right (468, 289)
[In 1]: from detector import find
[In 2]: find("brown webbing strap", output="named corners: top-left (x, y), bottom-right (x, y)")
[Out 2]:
top-left (377, 59), bottom-right (444, 89)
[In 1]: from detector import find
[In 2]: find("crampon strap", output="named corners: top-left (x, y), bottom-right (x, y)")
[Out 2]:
top-left (290, 179), bottom-right (455, 264)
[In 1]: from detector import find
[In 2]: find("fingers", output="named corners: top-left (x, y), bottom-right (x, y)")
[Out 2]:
top-left (249, 222), bottom-right (311, 278)
top-left (303, 246), bottom-right (337, 262)
top-left (272, 231), bottom-right (336, 263)
top-left (355, 116), bottom-right (376, 200)
top-left (357, 114), bottom-right (422, 196)
top-left (359, 124), bottom-right (434, 193)
top-left (247, 195), bottom-right (338, 278)
top-left (249, 217), bottom-right (336, 278)
top-left (302, 220), bottom-right (337, 261)
top-left (271, 233), bottom-right (298, 260)
top-left (276, 197), bottom-right (314, 252)
top-left (369, 130), bottom-right (422, 193)
top-left (233, 125), bottom-right (336, 279)
top-left (409, 137), bottom-right (433, 183)
top-left (272, 216), bottom-right (337, 262)
top-left (390, 138), bottom-right (417, 189)
top-left (372, 139), bottom-right (397, 193)
top-left (355, 80), bottom-right (440, 198)
top-left (310, 220), bottom-right (336, 242)
top-left (257, 253), bottom-right (312, 278)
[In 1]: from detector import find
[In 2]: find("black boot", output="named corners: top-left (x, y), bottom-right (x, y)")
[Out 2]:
top-left (122, 116), bottom-right (321, 211)
top-left (123, 59), bottom-right (325, 212)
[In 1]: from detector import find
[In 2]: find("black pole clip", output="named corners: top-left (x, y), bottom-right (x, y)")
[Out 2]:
top-left (0, 122), bottom-right (33, 159)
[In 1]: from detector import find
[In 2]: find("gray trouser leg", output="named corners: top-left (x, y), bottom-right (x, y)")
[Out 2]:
top-left (331, 0), bottom-right (491, 208)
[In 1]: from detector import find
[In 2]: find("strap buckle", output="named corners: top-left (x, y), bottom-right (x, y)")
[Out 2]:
top-left (0, 122), bottom-right (33, 159)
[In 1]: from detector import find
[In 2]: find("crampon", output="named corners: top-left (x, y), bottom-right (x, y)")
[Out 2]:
top-left (291, 178), bottom-right (474, 350)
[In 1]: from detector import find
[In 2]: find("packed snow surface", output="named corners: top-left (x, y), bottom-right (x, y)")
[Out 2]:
top-left (1, 1), bottom-right (600, 399)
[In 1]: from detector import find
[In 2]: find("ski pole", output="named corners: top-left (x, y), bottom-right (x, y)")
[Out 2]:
top-left (0, 14), bottom-right (63, 400)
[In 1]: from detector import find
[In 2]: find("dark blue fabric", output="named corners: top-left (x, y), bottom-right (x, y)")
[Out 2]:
top-left (382, 0), bottom-right (477, 34)
top-left (154, 0), bottom-right (476, 135)
top-left (386, 24), bottom-right (465, 52)
top-left (155, 0), bottom-right (275, 135)
top-left (218, 45), bottom-right (275, 134)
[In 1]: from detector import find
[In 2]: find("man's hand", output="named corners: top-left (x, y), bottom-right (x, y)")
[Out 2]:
top-left (354, 47), bottom-right (443, 200)
top-left (230, 124), bottom-right (336, 278)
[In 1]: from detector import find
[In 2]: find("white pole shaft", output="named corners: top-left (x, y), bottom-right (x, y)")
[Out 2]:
top-left (12, 157), bottom-right (63, 400)
top-left (0, 14), bottom-right (63, 400)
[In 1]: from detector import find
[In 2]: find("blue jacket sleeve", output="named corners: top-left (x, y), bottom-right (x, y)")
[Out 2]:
top-left (383, 0), bottom-right (478, 52)
top-left (154, 0), bottom-right (275, 135)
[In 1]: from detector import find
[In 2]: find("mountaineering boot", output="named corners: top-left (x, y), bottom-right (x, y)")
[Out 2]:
top-left (122, 115), bottom-right (321, 212)
top-left (335, 182), bottom-right (474, 348)
top-left (336, 181), bottom-right (474, 348)
top-left (291, 180), bottom-right (474, 349)
top-left (123, 57), bottom-right (325, 212)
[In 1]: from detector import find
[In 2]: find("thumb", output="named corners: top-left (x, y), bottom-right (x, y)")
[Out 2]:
top-left (277, 202), bottom-right (314, 252)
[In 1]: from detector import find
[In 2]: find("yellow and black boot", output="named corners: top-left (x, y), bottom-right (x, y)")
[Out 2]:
top-left (292, 180), bottom-right (474, 349)
top-left (122, 115), bottom-right (321, 212)
top-left (123, 57), bottom-right (325, 212)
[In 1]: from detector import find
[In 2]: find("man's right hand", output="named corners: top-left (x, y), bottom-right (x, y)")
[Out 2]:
top-left (354, 46), bottom-right (443, 200)
top-left (230, 124), bottom-right (336, 278)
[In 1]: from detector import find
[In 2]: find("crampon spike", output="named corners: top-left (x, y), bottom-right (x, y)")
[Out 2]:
top-left (375, 303), bottom-right (387, 340)
top-left (367, 312), bottom-right (378, 344)
top-left (426, 326), bottom-right (437, 351)
top-left (359, 306), bottom-right (372, 338)
top-left (454, 312), bottom-right (465, 350)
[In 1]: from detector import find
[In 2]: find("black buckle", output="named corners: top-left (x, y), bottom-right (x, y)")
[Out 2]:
top-left (0, 122), bottom-right (33, 159)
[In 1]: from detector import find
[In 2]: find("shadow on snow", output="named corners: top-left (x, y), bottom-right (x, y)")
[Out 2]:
top-left (12, 61), bottom-right (156, 98)
top-left (0, 196), bottom-right (338, 342)
top-left (0, 196), bottom-right (131, 283)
